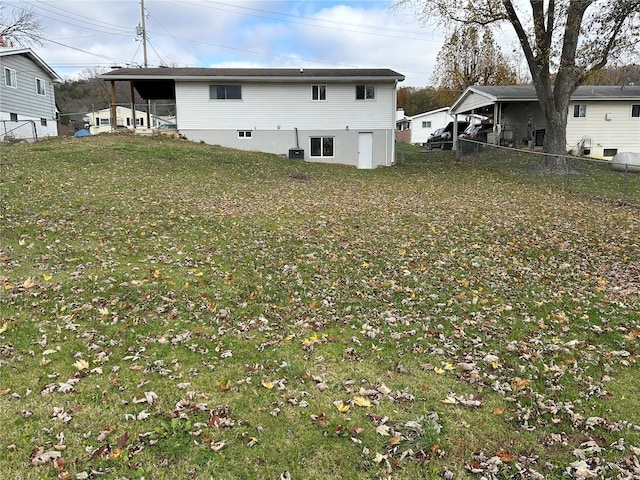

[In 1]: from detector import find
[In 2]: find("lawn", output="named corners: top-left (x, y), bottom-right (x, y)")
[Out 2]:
top-left (1, 135), bottom-right (639, 479)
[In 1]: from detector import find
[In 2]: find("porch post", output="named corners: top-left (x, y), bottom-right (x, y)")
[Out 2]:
top-left (130, 81), bottom-right (136, 130)
top-left (110, 81), bottom-right (117, 131)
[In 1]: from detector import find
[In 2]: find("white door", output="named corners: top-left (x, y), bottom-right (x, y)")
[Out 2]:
top-left (357, 132), bottom-right (373, 169)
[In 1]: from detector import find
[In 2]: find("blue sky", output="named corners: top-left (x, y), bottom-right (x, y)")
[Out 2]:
top-left (5, 0), bottom-right (455, 86)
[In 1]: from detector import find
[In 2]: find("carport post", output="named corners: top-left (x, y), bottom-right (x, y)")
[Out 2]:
top-left (454, 113), bottom-right (461, 159)
top-left (130, 82), bottom-right (137, 130)
top-left (110, 81), bottom-right (117, 131)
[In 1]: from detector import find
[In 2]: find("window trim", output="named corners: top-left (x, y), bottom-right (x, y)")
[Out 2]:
top-left (573, 104), bottom-right (587, 118)
top-left (35, 77), bottom-right (46, 96)
top-left (312, 85), bottom-right (327, 101)
top-left (5, 67), bottom-right (17, 88)
top-left (355, 84), bottom-right (376, 100)
top-left (210, 84), bottom-right (242, 100)
top-left (310, 136), bottom-right (334, 158)
top-left (632, 104), bottom-right (640, 118)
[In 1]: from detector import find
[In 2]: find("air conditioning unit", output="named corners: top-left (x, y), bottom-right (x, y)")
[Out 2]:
top-left (288, 148), bottom-right (304, 159)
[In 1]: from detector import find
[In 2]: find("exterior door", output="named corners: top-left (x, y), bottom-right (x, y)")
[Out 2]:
top-left (358, 132), bottom-right (373, 169)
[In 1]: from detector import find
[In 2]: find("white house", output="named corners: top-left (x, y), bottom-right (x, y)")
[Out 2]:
top-left (396, 107), bottom-right (454, 145)
top-left (450, 85), bottom-right (640, 158)
top-left (84, 106), bottom-right (175, 134)
top-left (0, 47), bottom-right (61, 142)
top-left (99, 67), bottom-right (405, 168)
top-left (86, 106), bottom-right (149, 134)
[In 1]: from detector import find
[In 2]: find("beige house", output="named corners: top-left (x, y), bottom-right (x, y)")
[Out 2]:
top-left (86, 106), bottom-right (149, 134)
top-left (450, 85), bottom-right (640, 159)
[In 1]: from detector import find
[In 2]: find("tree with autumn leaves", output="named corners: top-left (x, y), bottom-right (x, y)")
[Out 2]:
top-left (430, 25), bottom-right (520, 107)
top-left (397, 0), bottom-right (640, 155)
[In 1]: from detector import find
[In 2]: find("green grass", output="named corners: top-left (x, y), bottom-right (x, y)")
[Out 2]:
top-left (1, 136), bottom-right (639, 479)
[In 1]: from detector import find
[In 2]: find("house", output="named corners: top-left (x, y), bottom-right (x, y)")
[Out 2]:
top-left (396, 107), bottom-right (454, 145)
top-left (87, 106), bottom-right (147, 134)
top-left (99, 67), bottom-right (405, 168)
top-left (1, 47), bottom-right (61, 142)
top-left (450, 85), bottom-right (640, 158)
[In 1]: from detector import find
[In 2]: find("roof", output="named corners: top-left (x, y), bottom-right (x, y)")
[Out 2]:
top-left (0, 47), bottom-right (62, 83)
top-left (99, 67), bottom-right (404, 82)
top-left (409, 107), bottom-right (451, 119)
top-left (452, 84), bottom-right (640, 113)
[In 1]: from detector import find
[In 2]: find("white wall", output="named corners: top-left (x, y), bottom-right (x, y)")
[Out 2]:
top-left (567, 101), bottom-right (640, 158)
top-left (175, 81), bottom-right (395, 130)
top-left (410, 110), bottom-right (453, 144)
top-left (175, 80), bottom-right (397, 167)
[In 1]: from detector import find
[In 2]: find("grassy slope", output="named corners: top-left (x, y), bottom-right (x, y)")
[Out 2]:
top-left (1, 135), bottom-right (639, 479)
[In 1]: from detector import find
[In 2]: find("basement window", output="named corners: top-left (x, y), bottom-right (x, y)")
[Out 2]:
top-left (41, 118), bottom-right (47, 126)
top-left (603, 148), bottom-right (618, 157)
top-left (238, 131), bottom-right (252, 138)
top-left (310, 137), bottom-right (334, 157)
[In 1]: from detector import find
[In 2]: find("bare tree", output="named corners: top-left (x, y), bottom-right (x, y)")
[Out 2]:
top-left (0, 4), bottom-right (42, 47)
top-left (396, 0), bottom-right (640, 156)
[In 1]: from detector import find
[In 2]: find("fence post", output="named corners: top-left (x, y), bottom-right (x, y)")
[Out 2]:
top-left (623, 164), bottom-right (628, 204)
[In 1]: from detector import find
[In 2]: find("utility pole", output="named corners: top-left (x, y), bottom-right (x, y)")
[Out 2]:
top-left (140, 0), bottom-right (148, 67)
top-left (139, 0), bottom-right (151, 129)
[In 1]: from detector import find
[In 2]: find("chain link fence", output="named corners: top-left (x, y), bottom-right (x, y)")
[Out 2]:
top-left (458, 139), bottom-right (640, 206)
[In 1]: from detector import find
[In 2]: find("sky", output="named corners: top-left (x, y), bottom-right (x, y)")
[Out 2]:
top-left (3, 0), bottom-right (461, 87)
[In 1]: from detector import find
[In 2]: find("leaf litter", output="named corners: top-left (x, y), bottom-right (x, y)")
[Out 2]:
top-left (1, 136), bottom-right (639, 478)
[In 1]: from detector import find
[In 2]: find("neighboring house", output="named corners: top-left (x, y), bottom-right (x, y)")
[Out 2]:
top-left (450, 85), bottom-right (640, 158)
top-left (0, 47), bottom-right (61, 142)
top-left (99, 67), bottom-right (405, 168)
top-left (86, 106), bottom-right (154, 134)
top-left (396, 107), bottom-right (484, 145)
top-left (395, 107), bottom-right (454, 145)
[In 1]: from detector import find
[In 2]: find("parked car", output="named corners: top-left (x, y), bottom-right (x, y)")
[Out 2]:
top-left (459, 123), bottom-right (493, 142)
top-left (427, 121), bottom-right (470, 150)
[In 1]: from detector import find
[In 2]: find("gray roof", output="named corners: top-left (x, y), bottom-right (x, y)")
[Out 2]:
top-left (468, 84), bottom-right (640, 101)
top-left (99, 67), bottom-right (405, 82)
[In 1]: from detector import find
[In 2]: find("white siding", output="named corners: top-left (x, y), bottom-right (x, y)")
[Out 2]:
top-left (410, 111), bottom-right (452, 144)
top-left (175, 81), bottom-right (395, 130)
top-left (174, 79), bottom-right (398, 168)
top-left (567, 101), bottom-right (640, 157)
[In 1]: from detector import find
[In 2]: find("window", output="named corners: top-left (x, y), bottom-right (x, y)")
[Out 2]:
top-left (210, 85), bottom-right (241, 100)
top-left (355, 85), bottom-right (375, 100)
top-left (5, 67), bottom-right (17, 88)
top-left (312, 85), bottom-right (326, 101)
top-left (10, 113), bottom-right (18, 122)
top-left (40, 118), bottom-right (47, 126)
top-left (603, 148), bottom-right (618, 157)
top-left (36, 78), bottom-right (46, 96)
top-left (238, 130), bottom-right (252, 138)
top-left (573, 104), bottom-right (587, 118)
top-left (632, 104), bottom-right (640, 118)
top-left (422, 121), bottom-right (431, 128)
top-left (310, 137), bottom-right (334, 157)
top-left (99, 118), bottom-right (110, 126)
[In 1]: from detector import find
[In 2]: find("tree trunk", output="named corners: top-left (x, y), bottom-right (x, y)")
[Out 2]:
top-left (539, 94), bottom-right (571, 171)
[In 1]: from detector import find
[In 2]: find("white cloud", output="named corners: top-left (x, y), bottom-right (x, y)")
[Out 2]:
top-left (8, 0), bottom-right (447, 86)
